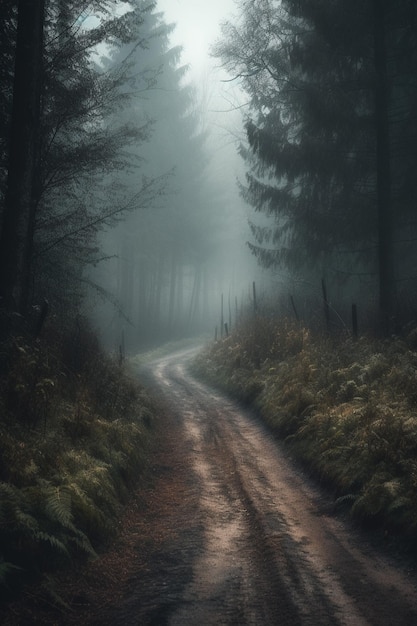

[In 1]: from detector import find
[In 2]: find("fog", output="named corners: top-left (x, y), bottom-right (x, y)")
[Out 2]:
top-left (88, 3), bottom-right (271, 352)
top-left (2, 0), bottom-right (416, 351)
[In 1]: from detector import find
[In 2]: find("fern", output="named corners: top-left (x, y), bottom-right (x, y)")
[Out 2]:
top-left (34, 531), bottom-right (69, 556)
top-left (194, 315), bottom-right (417, 540)
top-left (0, 318), bottom-right (156, 605)
top-left (0, 559), bottom-right (22, 587)
top-left (66, 533), bottom-right (96, 557)
top-left (68, 483), bottom-right (110, 540)
top-left (0, 481), bottom-right (21, 522)
top-left (0, 482), bottom-right (39, 538)
top-left (29, 480), bottom-right (96, 557)
top-left (387, 496), bottom-right (410, 514)
top-left (39, 575), bottom-right (71, 610)
top-left (44, 485), bottom-right (73, 529)
top-left (335, 493), bottom-right (358, 508)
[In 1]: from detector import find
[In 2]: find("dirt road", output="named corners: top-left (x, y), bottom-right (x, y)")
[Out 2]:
top-left (6, 346), bottom-right (417, 625)
top-left (109, 346), bottom-right (417, 626)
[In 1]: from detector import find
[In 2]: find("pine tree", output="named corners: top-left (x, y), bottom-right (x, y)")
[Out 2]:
top-left (0, 0), bottom-right (45, 313)
top-left (215, 0), bottom-right (417, 327)
top-left (33, 0), bottom-right (159, 317)
top-left (0, 0), bottom-right (161, 321)
top-left (94, 4), bottom-right (220, 348)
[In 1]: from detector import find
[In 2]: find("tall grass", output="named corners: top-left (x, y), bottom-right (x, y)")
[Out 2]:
top-left (194, 316), bottom-right (417, 543)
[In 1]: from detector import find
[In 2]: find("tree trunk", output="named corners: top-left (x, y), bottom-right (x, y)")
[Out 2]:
top-left (167, 249), bottom-right (178, 333)
top-left (189, 266), bottom-right (202, 326)
top-left (0, 0), bottom-right (45, 314)
top-left (373, 0), bottom-right (395, 330)
top-left (153, 253), bottom-right (164, 334)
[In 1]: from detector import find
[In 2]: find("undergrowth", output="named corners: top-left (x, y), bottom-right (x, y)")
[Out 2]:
top-left (193, 316), bottom-right (417, 545)
top-left (0, 317), bottom-right (156, 600)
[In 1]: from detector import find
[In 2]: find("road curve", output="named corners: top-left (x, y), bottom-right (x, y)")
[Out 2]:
top-left (127, 347), bottom-right (417, 625)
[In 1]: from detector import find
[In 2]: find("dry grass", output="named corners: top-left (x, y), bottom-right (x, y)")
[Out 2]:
top-left (193, 315), bottom-right (417, 543)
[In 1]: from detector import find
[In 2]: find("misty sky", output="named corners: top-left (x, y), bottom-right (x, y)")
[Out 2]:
top-left (154, 0), bottom-right (264, 296)
top-left (156, 0), bottom-right (237, 78)
top-left (156, 0), bottom-right (247, 185)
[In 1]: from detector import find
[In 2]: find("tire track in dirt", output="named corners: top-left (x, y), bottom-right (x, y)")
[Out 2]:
top-left (8, 347), bottom-right (417, 625)
top-left (149, 356), bottom-right (301, 624)
top-left (145, 349), bottom-right (417, 625)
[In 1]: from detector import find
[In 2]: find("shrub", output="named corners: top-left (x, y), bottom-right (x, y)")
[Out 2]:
top-left (193, 315), bottom-right (417, 543)
top-left (0, 319), bottom-right (156, 595)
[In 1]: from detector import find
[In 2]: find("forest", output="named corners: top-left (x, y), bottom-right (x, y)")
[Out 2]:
top-left (0, 0), bottom-right (228, 604)
top-left (1, 0), bottom-right (417, 615)
top-left (214, 0), bottom-right (417, 334)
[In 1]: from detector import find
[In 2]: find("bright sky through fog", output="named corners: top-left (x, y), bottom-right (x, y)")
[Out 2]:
top-left (156, 0), bottom-right (236, 78)
top-left (156, 0), bottom-right (248, 232)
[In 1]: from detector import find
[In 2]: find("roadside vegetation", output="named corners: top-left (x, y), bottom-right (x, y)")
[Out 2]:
top-left (0, 318), bottom-right (157, 604)
top-left (193, 315), bottom-right (417, 547)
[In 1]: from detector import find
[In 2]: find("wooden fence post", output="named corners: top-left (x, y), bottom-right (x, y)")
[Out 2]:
top-left (220, 293), bottom-right (224, 338)
top-left (290, 294), bottom-right (299, 321)
top-left (352, 304), bottom-right (358, 339)
top-left (253, 281), bottom-right (257, 314)
top-left (321, 279), bottom-right (330, 331)
top-left (228, 291), bottom-right (232, 333)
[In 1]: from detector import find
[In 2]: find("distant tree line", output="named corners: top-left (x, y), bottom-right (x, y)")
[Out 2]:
top-left (0, 0), bottom-right (246, 348)
top-left (215, 0), bottom-right (417, 332)
top-left (89, 8), bottom-right (251, 350)
top-left (93, 12), bottom-right (219, 349)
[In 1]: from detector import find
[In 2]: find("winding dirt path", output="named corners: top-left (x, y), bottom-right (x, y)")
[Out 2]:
top-left (4, 347), bottom-right (417, 624)
top-left (134, 347), bottom-right (417, 626)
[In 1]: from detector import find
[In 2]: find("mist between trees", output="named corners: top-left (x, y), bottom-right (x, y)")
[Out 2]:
top-left (1, 0), bottom-right (417, 350)
top-left (0, 0), bottom-right (267, 351)
top-left (213, 0), bottom-right (417, 336)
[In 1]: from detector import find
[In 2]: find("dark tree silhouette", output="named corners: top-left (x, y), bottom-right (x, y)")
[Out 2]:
top-left (0, 0), bottom-right (162, 322)
top-left (215, 0), bottom-right (417, 330)
top-left (0, 0), bottom-right (45, 313)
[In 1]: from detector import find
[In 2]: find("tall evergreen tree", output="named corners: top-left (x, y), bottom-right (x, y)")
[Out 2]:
top-left (0, 0), bottom-right (162, 320)
top-left (33, 0), bottom-right (159, 316)
top-left (94, 5), bottom-right (224, 348)
top-left (0, 0), bottom-right (16, 203)
top-left (215, 0), bottom-right (417, 327)
top-left (0, 0), bottom-right (45, 313)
